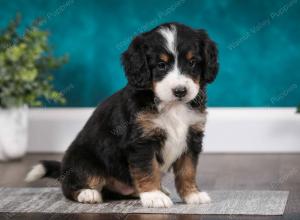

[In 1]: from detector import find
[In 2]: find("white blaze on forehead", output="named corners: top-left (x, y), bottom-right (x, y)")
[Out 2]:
top-left (155, 25), bottom-right (199, 103)
top-left (158, 25), bottom-right (177, 55)
top-left (158, 25), bottom-right (179, 77)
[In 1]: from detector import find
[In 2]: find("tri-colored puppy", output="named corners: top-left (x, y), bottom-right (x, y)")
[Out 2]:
top-left (26, 22), bottom-right (219, 208)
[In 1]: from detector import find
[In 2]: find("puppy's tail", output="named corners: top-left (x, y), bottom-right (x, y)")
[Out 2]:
top-left (25, 160), bottom-right (61, 182)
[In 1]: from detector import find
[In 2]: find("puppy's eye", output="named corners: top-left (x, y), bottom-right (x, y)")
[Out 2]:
top-left (189, 59), bottom-right (197, 68)
top-left (157, 62), bottom-right (167, 70)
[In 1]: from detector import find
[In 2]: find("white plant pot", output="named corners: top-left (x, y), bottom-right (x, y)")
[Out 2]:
top-left (0, 106), bottom-right (28, 161)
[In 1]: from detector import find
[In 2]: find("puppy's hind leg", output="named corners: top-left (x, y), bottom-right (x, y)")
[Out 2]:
top-left (62, 171), bottom-right (106, 204)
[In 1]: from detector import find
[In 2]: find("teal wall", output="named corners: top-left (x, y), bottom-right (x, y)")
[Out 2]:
top-left (0, 0), bottom-right (299, 107)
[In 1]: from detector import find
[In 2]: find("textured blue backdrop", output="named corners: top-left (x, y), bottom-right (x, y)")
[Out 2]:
top-left (0, 0), bottom-right (299, 107)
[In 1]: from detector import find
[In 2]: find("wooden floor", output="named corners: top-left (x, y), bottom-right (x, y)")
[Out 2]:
top-left (0, 153), bottom-right (299, 220)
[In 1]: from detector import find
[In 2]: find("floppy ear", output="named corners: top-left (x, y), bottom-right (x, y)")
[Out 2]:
top-left (121, 36), bottom-right (151, 89)
top-left (198, 30), bottom-right (219, 83)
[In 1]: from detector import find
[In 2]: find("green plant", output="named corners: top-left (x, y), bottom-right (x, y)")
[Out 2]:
top-left (0, 14), bottom-right (68, 108)
top-left (297, 105), bottom-right (300, 113)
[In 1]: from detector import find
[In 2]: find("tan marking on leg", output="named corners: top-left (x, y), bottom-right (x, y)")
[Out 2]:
top-left (105, 177), bottom-right (136, 195)
top-left (130, 159), bottom-right (161, 193)
top-left (87, 176), bottom-right (106, 189)
top-left (173, 153), bottom-right (198, 198)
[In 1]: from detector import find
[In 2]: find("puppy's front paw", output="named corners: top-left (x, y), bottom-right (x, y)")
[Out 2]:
top-left (140, 190), bottom-right (173, 208)
top-left (183, 191), bottom-right (211, 204)
top-left (77, 189), bottom-right (102, 204)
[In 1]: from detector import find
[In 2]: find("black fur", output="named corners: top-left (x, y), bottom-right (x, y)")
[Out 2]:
top-left (40, 160), bottom-right (61, 179)
top-left (32, 22), bottom-right (219, 202)
top-left (122, 37), bottom-right (152, 89)
top-left (200, 30), bottom-right (219, 83)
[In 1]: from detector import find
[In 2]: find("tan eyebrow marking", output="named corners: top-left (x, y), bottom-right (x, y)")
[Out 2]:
top-left (159, 53), bottom-right (169, 62)
top-left (186, 51), bottom-right (194, 60)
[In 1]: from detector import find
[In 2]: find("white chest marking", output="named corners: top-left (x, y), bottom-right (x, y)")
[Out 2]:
top-left (153, 103), bottom-right (206, 172)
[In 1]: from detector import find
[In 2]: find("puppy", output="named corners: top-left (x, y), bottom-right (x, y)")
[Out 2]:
top-left (26, 22), bottom-right (218, 208)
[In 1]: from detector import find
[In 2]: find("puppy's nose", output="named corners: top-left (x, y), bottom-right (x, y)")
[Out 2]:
top-left (173, 86), bottom-right (187, 98)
